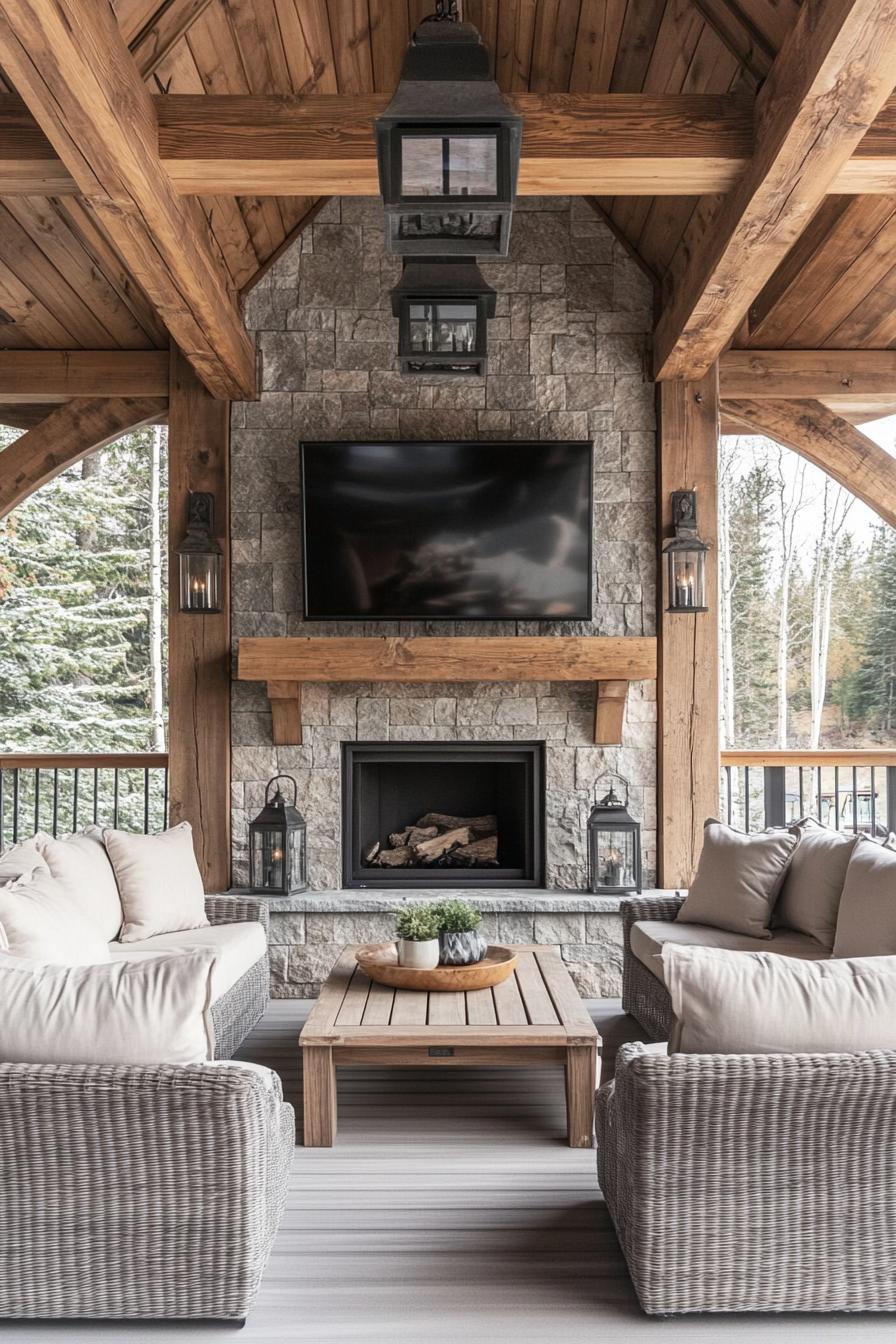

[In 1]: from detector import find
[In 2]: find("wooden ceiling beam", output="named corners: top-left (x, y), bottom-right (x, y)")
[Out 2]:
top-left (0, 395), bottom-right (167, 517)
top-left (127, 0), bottom-right (215, 80)
top-left (0, 2), bottom-right (256, 400)
top-left (723, 397), bottom-right (896, 530)
top-left (653, 0), bottom-right (896, 383)
top-left (720, 349), bottom-right (896, 400)
top-left (4, 90), bottom-right (896, 197)
top-left (0, 350), bottom-right (170, 401)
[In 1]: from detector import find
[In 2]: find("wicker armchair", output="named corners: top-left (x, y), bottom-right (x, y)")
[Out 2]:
top-left (620, 894), bottom-right (684, 1040)
top-left (597, 1041), bottom-right (896, 1314)
top-left (0, 1061), bottom-right (294, 1320)
top-left (204, 894), bottom-right (269, 1058)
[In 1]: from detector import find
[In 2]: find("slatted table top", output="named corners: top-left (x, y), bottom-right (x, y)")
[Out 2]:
top-left (300, 945), bottom-right (599, 1049)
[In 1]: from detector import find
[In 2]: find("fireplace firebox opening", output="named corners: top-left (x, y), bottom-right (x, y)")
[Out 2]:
top-left (342, 741), bottom-right (545, 889)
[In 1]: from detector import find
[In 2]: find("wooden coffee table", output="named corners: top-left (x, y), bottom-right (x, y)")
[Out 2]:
top-left (299, 944), bottom-right (600, 1148)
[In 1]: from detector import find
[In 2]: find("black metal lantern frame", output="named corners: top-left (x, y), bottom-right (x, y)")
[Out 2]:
top-left (587, 778), bottom-right (642, 896)
top-left (176, 491), bottom-right (223, 613)
top-left (375, 16), bottom-right (522, 256)
top-left (391, 257), bottom-right (496, 375)
top-left (248, 775), bottom-right (308, 896)
top-left (663, 489), bottom-right (709, 613)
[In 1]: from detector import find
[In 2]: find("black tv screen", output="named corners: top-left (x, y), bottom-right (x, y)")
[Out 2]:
top-left (301, 441), bottom-right (593, 621)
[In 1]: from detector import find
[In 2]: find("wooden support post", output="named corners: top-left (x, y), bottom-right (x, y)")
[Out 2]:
top-left (268, 680), bottom-right (302, 746)
top-left (167, 347), bottom-right (230, 891)
top-left (658, 367), bottom-right (720, 888)
top-left (594, 680), bottom-right (629, 746)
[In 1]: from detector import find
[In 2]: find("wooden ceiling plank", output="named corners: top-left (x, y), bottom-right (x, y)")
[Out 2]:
top-left (129, 0), bottom-right (215, 79)
top-left (821, 259), bottom-right (896, 350)
top-left (462, 2), bottom-right (499, 77)
top-left (609, 0), bottom-right (667, 91)
top-left (653, 0), bottom-right (896, 382)
top-left (0, 252), bottom-right (78, 347)
top-left (0, 350), bottom-right (170, 401)
top-left (568, 0), bottom-right (627, 93)
top-left (327, 0), bottom-right (375, 94)
top-left (495, 0), bottom-right (538, 93)
top-left (690, 0), bottom-right (789, 80)
top-left (113, 0), bottom-right (163, 45)
top-left (784, 207), bottom-right (896, 348)
top-left (720, 349), bottom-right (896, 399)
top-left (0, 0), bottom-right (255, 399)
top-left (529, 0), bottom-right (583, 93)
top-left (368, 0), bottom-right (409, 93)
top-left (724, 396), bottom-right (896, 530)
top-left (0, 394), bottom-right (167, 517)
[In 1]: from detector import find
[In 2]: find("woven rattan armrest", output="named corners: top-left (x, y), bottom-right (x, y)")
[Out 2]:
top-left (205, 894), bottom-right (270, 933)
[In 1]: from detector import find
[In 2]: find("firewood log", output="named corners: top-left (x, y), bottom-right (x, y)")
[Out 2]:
top-left (412, 825), bottom-right (472, 862)
top-left (376, 845), bottom-right (414, 867)
top-left (407, 825), bottom-right (438, 846)
top-left (415, 813), bottom-right (497, 837)
top-left (452, 834), bottom-right (498, 865)
top-left (388, 827), bottom-right (412, 849)
top-left (363, 841), bottom-right (380, 865)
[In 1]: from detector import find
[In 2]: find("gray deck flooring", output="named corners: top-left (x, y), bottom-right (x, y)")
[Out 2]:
top-left (3, 1000), bottom-right (892, 1343)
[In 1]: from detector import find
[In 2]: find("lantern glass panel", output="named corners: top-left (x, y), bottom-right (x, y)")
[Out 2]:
top-left (287, 827), bottom-right (306, 892)
top-left (400, 133), bottom-right (498, 198)
top-left (179, 551), bottom-right (221, 613)
top-left (667, 547), bottom-right (706, 611)
top-left (595, 828), bottom-right (636, 889)
top-left (408, 301), bottom-right (477, 352)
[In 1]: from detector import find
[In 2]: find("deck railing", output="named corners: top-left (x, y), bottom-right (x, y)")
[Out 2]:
top-left (721, 750), bottom-right (896, 837)
top-left (0, 753), bottom-right (169, 850)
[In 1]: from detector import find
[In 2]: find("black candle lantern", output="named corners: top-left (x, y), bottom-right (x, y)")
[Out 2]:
top-left (392, 258), bottom-right (496, 375)
top-left (248, 776), bottom-right (307, 896)
top-left (587, 781), bottom-right (642, 895)
top-left (176, 491), bottom-right (222, 613)
top-left (375, 4), bottom-right (522, 256)
top-left (663, 490), bottom-right (709, 613)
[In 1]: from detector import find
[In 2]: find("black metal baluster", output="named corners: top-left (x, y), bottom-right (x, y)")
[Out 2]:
top-left (725, 767), bottom-right (732, 826)
top-left (852, 766), bottom-right (859, 834)
top-left (834, 767), bottom-right (840, 831)
top-left (816, 766), bottom-right (822, 823)
top-left (72, 768), bottom-right (79, 832)
top-left (888, 766), bottom-right (896, 837)
top-left (871, 767), bottom-right (877, 837)
top-left (12, 769), bottom-right (19, 843)
top-left (52, 769), bottom-right (59, 836)
top-left (798, 766), bottom-right (805, 818)
top-left (163, 767), bottom-right (169, 824)
top-left (143, 768), bottom-right (150, 833)
top-left (113, 769), bottom-right (120, 828)
top-left (93, 769), bottom-right (99, 825)
top-left (33, 770), bottom-right (41, 834)
top-left (744, 766), bottom-right (751, 833)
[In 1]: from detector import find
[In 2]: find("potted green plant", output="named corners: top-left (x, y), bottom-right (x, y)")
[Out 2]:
top-left (394, 903), bottom-right (441, 969)
top-left (434, 899), bottom-right (488, 966)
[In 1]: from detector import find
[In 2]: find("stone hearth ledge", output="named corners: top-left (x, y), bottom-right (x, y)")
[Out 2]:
top-left (223, 888), bottom-right (679, 1000)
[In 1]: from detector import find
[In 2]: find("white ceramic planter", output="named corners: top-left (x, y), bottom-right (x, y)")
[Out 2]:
top-left (396, 937), bottom-right (440, 970)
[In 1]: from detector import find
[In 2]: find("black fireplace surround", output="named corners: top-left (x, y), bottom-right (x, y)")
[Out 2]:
top-left (342, 741), bottom-right (545, 889)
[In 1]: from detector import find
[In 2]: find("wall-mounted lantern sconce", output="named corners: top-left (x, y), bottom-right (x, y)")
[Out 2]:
top-left (374, 4), bottom-right (522, 257)
top-left (663, 489), bottom-right (709, 613)
top-left (176, 491), bottom-right (222, 613)
top-left (391, 257), bottom-right (496, 375)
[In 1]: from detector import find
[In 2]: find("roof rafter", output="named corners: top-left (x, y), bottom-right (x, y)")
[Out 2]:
top-left (653, 0), bottom-right (896, 382)
top-left (0, 350), bottom-right (170, 401)
top-left (0, 0), bottom-right (256, 400)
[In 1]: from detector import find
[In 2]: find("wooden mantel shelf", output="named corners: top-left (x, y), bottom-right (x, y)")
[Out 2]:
top-left (237, 636), bottom-right (657, 747)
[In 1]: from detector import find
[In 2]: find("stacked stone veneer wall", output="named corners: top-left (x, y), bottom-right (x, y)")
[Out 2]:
top-left (230, 195), bottom-right (658, 997)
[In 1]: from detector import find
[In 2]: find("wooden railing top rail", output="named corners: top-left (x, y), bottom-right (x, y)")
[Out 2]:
top-left (721, 750), bottom-right (896, 767)
top-left (0, 753), bottom-right (169, 769)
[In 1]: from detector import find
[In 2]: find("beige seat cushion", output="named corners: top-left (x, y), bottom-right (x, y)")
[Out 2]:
top-left (773, 817), bottom-right (857, 950)
top-left (664, 942), bottom-right (896, 1055)
top-left (631, 918), bottom-right (829, 985)
top-left (34, 826), bottom-right (123, 941)
top-left (109, 921), bottom-right (267, 1001)
top-left (0, 948), bottom-right (215, 1065)
top-left (0, 870), bottom-right (111, 965)
top-left (677, 818), bottom-right (799, 938)
top-left (104, 822), bottom-right (209, 942)
top-left (833, 837), bottom-right (896, 957)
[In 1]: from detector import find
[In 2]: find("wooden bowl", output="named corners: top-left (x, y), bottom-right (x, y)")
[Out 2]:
top-left (355, 943), bottom-right (518, 992)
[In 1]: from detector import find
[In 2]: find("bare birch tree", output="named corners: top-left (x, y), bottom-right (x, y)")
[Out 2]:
top-left (148, 424), bottom-right (166, 751)
top-left (718, 435), bottom-right (738, 750)
top-left (774, 449), bottom-right (808, 749)
top-left (809, 479), bottom-right (853, 749)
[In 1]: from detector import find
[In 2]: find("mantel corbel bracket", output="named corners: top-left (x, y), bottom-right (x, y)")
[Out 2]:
top-left (594, 680), bottom-right (629, 746)
top-left (267, 681), bottom-right (302, 745)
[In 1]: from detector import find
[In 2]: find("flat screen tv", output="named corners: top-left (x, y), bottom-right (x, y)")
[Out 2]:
top-left (301, 440), bottom-right (593, 621)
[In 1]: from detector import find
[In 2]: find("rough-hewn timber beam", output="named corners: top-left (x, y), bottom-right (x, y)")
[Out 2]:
top-left (125, 0), bottom-right (215, 79)
top-left (653, 0), bottom-right (896, 382)
top-left (723, 397), bottom-right (896, 530)
top-left (0, 350), bottom-right (170, 402)
top-left (0, 395), bottom-right (167, 517)
top-left (3, 91), bottom-right (896, 196)
top-left (0, 3), bottom-right (256, 400)
top-left (720, 349), bottom-right (896, 400)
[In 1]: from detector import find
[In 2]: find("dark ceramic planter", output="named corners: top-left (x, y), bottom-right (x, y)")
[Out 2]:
top-left (439, 930), bottom-right (488, 966)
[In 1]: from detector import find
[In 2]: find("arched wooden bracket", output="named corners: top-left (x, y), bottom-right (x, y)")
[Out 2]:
top-left (268, 681), bottom-right (302, 745)
top-left (594, 680), bottom-right (629, 746)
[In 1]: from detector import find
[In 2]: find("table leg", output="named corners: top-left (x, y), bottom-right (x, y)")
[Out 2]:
top-left (303, 1045), bottom-right (337, 1146)
top-left (565, 1043), bottom-right (597, 1148)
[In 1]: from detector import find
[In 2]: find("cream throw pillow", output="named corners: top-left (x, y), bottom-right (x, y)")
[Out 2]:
top-left (0, 838), bottom-right (50, 885)
top-left (0, 870), bottom-right (111, 964)
top-left (104, 822), bottom-right (209, 943)
top-left (664, 942), bottom-right (896, 1054)
top-left (833, 837), bottom-right (896, 958)
top-left (34, 826), bottom-right (123, 941)
top-left (0, 948), bottom-right (215, 1064)
top-left (677, 818), bottom-right (799, 939)
top-left (772, 817), bottom-right (857, 949)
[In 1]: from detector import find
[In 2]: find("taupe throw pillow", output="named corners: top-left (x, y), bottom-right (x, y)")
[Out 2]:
top-left (833, 837), bottom-right (896, 958)
top-left (677, 818), bottom-right (799, 939)
top-left (773, 817), bottom-right (857, 949)
top-left (104, 822), bottom-right (208, 943)
top-left (664, 943), bottom-right (896, 1055)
